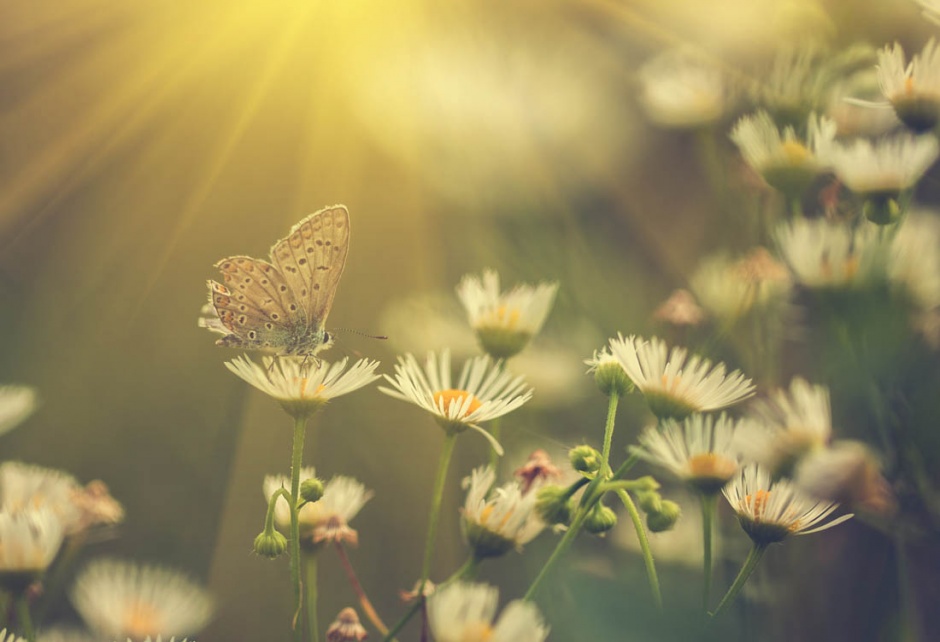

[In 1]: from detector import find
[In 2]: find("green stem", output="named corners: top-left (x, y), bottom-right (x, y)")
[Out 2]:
top-left (611, 452), bottom-right (641, 481)
top-left (289, 414), bottom-right (309, 642)
top-left (444, 555), bottom-right (480, 586)
top-left (0, 591), bottom-right (9, 629)
top-left (789, 197), bottom-right (804, 219)
top-left (16, 596), bottom-right (34, 642)
top-left (616, 489), bottom-right (662, 609)
top-left (710, 544), bottom-right (767, 618)
top-left (524, 503), bottom-right (591, 600)
top-left (600, 391), bottom-right (619, 474)
top-left (383, 600), bottom-right (423, 642)
top-left (304, 552), bottom-right (320, 642)
top-left (487, 416), bottom-right (502, 474)
top-left (419, 432), bottom-right (458, 594)
top-left (701, 493), bottom-right (717, 613)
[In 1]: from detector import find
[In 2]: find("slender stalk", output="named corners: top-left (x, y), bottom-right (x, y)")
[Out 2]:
top-left (419, 432), bottom-right (458, 594)
top-left (710, 544), bottom-right (767, 618)
top-left (525, 504), bottom-right (590, 600)
top-left (334, 543), bottom-right (391, 637)
top-left (789, 197), bottom-right (803, 220)
top-left (600, 391), bottom-right (619, 473)
top-left (16, 596), bottom-right (34, 642)
top-left (616, 489), bottom-right (662, 608)
top-left (35, 531), bottom-right (87, 623)
top-left (701, 493), bottom-right (717, 613)
top-left (289, 414), bottom-right (309, 642)
top-left (304, 553), bottom-right (320, 642)
top-left (382, 600), bottom-right (423, 642)
top-left (487, 416), bottom-right (502, 473)
top-left (0, 590), bottom-right (9, 629)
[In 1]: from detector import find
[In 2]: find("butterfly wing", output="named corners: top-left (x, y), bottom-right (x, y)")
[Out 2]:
top-left (204, 256), bottom-right (305, 351)
top-left (269, 205), bottom-right (350, 331)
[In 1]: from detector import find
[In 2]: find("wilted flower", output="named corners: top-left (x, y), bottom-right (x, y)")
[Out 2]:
top-left (70, 559), bottom-right (213, 640)
top-left (513, 449), bottom-right (561, 494)
top-left (326, 607), bottom-right (368, 642)
top-left (652, 289), bottom-right (705, 327)
top-left (427, 582), bottom-right (549, 642)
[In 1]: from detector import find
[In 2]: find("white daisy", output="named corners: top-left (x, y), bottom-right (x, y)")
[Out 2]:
top-left (607, 335), bottom-right (755, 420)
top-left (918, 0), bottom-right (940, 25)
top-left (225, 356), bottom-right (380, 419)
top-left (456, 269), bottom-right (558, 359)
top-left (775, 218), bottom-right (888, 290)
top-left (0, 462), bottom-right (83, 536)
top-left (637, 49), bottom-right (726, 129)
top-left (753, 47), bottom-right (830, 127)
top-left (428, 582), bottom-right (549, 642)
top-left (71, 559), bottom-right (213, 640)
top-left (263, 471), bottom-right (372, 546)
top-left (0, 508), bottom-right (64, 580)
top-left (821, 134), bottom-right (938, 203)
top-left (0, 386), bottom-right (37, 437)
top-left (889, 212), bottom-right (940, 310)
top-left (690, 248), bottom-right (791, 322)
top-left (878, 40), bottom-right (940, 132)
top-left (461, 467), bottom-right (544, 558)
top-left (730, 111), bottom-right (836, 196)
top-left (632, 414), bottom-right (745, 495)
top-left (379, 351), bottom-right (533, 452)
top-left (723, 465), bottom-right (853, 546)
top-left (739, 377), bottom-right (832, 478)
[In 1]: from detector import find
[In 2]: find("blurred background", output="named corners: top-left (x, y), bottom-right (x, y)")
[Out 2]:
top-left (1, 0), bottom-right (938, 640)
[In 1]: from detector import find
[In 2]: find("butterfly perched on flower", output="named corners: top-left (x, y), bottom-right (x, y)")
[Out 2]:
top-left (199, 205), bottom-right (350, 357)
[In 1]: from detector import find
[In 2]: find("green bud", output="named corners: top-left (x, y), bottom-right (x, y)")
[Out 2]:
top-left (254, 529), bottom-right (288, 559)
top-left (535, 485), bottom-right (573, 526)
top-left (584, 503), bottom-right (618, 535)
top-left (590, 357), bottom-right (633, 397)
top-left (647, 500), bottom-right (681, 533)
top-left (569, 445), bottom-right (601, 475)
top-left (300, 478), bottom-right (325, 503)
top-left (629, 475), bottom-right (661, 493)
top-left (636, 489), bottom-right (663, 515)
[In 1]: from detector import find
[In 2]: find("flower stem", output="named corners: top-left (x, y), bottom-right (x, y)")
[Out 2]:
top-left (487, 416), bottom-right (502, 474)
top-left (419, 432), bottom-right (458, 594)
top-left (701, 493), bottom-right (717, 613)
top-left (711, 543), bottom-right (767, 618)
top-left (600, 391), bottom-right (619, 474)
top-left (303, 552), bottom-right (320, 642)
top-left (616, 489), bottom-right (662, 609)
top-left (524, 504), bottom-right (591, 600)
top-left (335, 543), bottom-right (391, 637)
top-left (382, 601), bottom-right (423, 642)
top-left (289, 414), bottom-right (308, 642)
top-left (16, 596), bottom-right (34, 642)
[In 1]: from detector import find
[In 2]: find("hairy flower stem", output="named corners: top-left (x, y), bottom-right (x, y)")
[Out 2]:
top-left (711, 544), bottom-right (767, 618)
top-left (289, 415), bottom-right (308, 642)
top-left (303, 553), bottom-right (319, 642)
top-left (524, 393), bottom-right (621, 600)
top-left (701, 493), bottom-right (717, 613)
top-left (419, 432), bottom-right (458, 595)
top-left (616, 488), bottom-right (662, 608)
top-left (487, 416), bottom-right (502, 474)
top-left (335, 543), bottom-right (392, 638)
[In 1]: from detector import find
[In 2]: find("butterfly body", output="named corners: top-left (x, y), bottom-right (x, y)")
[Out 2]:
top-left (200, 205), bottom-right (349, 357)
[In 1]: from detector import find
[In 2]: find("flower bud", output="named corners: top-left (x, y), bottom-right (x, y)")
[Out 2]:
top-left (635, 489), bottom-right (663, 515)
top-left (586, 350), bottom-right (633, 397)
top-left (300, 477), bottom-right (325, 503)
top-left (535, 485), bottom-right (573, 526)
top-left (584, 502), bottom-right (618, 535)
top-left (646, 500), bottom-right (681, 533)
top-left (569, 445), bottom-right (601, 475)
top-left (253, 529), bottom-right (288, 559)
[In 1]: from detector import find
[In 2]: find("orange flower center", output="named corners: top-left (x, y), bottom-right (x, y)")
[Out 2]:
top-left (745, 489), bottom-right (771, 520)
top-left (123, 602), bottom-right (162, 638)
top-left (296, 378), bottom-right (327, 398)
top-left (481, 305), bottom-right (521, 329)
top-left (780, 140), bottom-right (811, 165)
top-left (687, 453), bottom-right (737, 480)
top-left (433, 389), bottom-right (482, 418)
top-left (458, 622), bottom-right (494, 641)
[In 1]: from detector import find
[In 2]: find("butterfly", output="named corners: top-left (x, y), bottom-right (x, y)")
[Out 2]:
top-left (199, 205), bottom-right (350, 357)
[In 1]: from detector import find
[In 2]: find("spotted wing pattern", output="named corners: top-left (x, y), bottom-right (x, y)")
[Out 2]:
top-left (269, 205), bottom-right (350, 331)
top-left (204, 255), bottom-right (303, 350)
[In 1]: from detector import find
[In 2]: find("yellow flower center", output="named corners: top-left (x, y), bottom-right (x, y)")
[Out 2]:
top-left (687, 453), bottom-right (737, 480)
top-left (905, 75), bottom-right (916, 96)
top-left (479, 504), bottom-right (513, 531)
top-left (481, 305), bottom-right (521, 329)
top-left (820, 255), bottom-right (860, 282)
top-left (123, 602), bottom-right (162, 638)
top-left (458, 622), bottom-right (494, 641)
top-left (659, 374), bottom-right (683, 394)
top-left (745, 489), bottom-right (770, 520)
top-left (780, 140), bottom-right (811, 165)
top-left (296, 379), bottom-right (327, 398)
top-left (433, 389), bottom-right (482, 418)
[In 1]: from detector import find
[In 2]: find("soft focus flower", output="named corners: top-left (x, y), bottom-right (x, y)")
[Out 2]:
top-left (877, 40), bottom-right (940, 132)
top-left (225, 355), bottom-right (380, 419)
top-left (0, 386), bottom-right (37, 437)
top-left (739, 377), bottom-right (832, 478)
top-left (461, 467), bottom-right (544, 558)
top-left (723, 465), bottom-right (853, 546)
top-left (889, 213), bottom-right (940, 310)
top-left (753, 47), bottom-right (832, 127)
top-left (0, 629), bottom-right (25, 642)
top-left (428, 582), bottom-right (549, 642)
top-left (730, 111), bottom-right (835, 196)
top-left (70, 480), bottom-right (124, 533)
top-left (513, 449), bottom-right (561, 494)
top-left (691, 248), bottom-right (791, 322)
top-left (379, 351), bottom-right (532, 452)
top-left (326, 607), bottom-right (368, 642)
top-left (794, 441), bottom-right (894, 514)
top-left (776, 218), bottom-right (887, 290)
top-left (263, 470), bottom-right (372, 546)
top-left (380, 292), bottom-right (479, 358)
top-left (652, 289), bottom-right (705, 327)
top-left (36, 629), bottom-right (97, 642)
top-left (456, 270), bottom-right (558, 359)
top-left (637, 49), bottom-right (726, 129)
top-left (0, 462), bottom-right (83, 535)
top-left (632, 413), bottom-right (745, 495)
top-left (608, 335), bottom-right (755, 420)
top-left (918, 0), bottom-right (940, 25)
top-left (0, 509), bottom-right (64, 586)
top-left (70, 559), bottom-right (213, 640)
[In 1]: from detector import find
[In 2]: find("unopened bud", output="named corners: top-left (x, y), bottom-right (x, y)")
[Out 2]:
top-left (646, 500), bottom-right (681, 533)
top-left (584, 503), bottom-right (618, 535)
top-left (636, 489), bottom-right (663, 515)
top-left (535, 485), bottom-right (573, 526)
top-left (254, 529), bottom-right (288, 559)
top-left (300, 478), bottom-right (325, 503)
top-left (570, 445), bottom-right (601, 475)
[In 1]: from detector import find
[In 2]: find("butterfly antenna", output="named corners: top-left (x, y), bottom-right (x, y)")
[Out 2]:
top-left (334, 328), bottom-right (389, 341)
